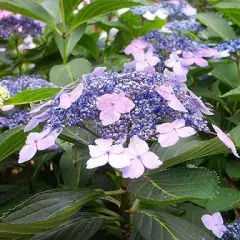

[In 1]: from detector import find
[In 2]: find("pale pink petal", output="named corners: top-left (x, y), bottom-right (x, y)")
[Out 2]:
top-left (136, 61), bottom-right (149, 71)
top-left (114, 96), bottom-right (135, 113)
top-left (212, 226), bottom-right (225, 238)
top-left (24, 117), bottom-right (40, 132)
top-left (145, 51), bottom-right (160, 66)
top-left (95, 139), bottom-right (113, 149)
top-left (168, 96), bottom-right (187, 112)
top-left (212, 124), bottom-right (240, 158)
top-left (173, 62), bottom-right (188, 76)
top-left (124, 147), bottom-right (138, 159)
top-left (156, 123), bottom-right (174, 134)
top-left (212, 212), bottom-right (224, 225)
top-left (133, 51), bottom-right (145, 62)
top-left (164, 59), bottom-right (175, 68)
top-left (18, 144), bottom-right (37, 163)
top-left (172, 119), bottom-right (185, 129)
top-left (183, 4), bottom-right (197, 16)
top-left (201, 215), bottom-right (213, 230)
top-left (86, 155), bottom-right (108, 169)
top-left (89, 145), bottom-right (105, 158)
top-left (2, 105), bottom-right (14, 111)
top-left (91, 67), bottom-right (106, 77)
top-left (181, 58), bottom-right (195, 66)
top-left (182, 52), bottom-right (194, 58)
top-left (69, 83), bottom-right (83, 102)
top-left (37, 135), bottom-right (55, 150)
top-left (108, 153), bottom-right (130, 168)
top-left (128, 135), bottom-right (149, 156)
top-left (109, 144), bottom-right (124, 154)
top-left (158, 131), bottom-right (180, 147)
top-left (121, 158), bottom-right (145, 179)
top-left (141, 151), bottom-right (162, 169)
top-left (155, 85), bottom-right (174, 101)
top-left (131, 39), bottom-right (149, 50)
top-left (195, 57), bottom-right (209, 67)
top-left (176, 127), bottom-right (196, 138)
top-left (59, 93), bottom-right (72, 109)
top-left (100, 109), bottom-right (121, 126)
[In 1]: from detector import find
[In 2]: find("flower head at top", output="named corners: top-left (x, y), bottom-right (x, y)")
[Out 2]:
top-left (121, 136), bottom-right (162, 179)
top-left (86, 139), bottom-right (130, 169)
top-left (96, 93), bottom-right (135, 126)
top-left (18, 128), bottom-right (60, 163)
top-left (201, 212), bottom-right (228, 238)
top-left (156, 119), bottom-right (196, 147)
top-left (156, 85), bottom-right (187, 112)
top-left (212, 124), bottom-right (240, 158)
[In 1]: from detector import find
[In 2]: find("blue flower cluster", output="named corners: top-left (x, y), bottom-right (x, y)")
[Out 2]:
top-left (0, 15), bottom-right (43, 40)
top-left (213, 39), bottom-right (240, 54)
top-left (33, 69), bottom-right (209, 142)
top-left (165, 20), bottom-right (203, 33)
top-left (0, 75), bottom-right (53, 129)
top-left (220, 221), bottom-right (240, 240)
top-left (1, 75), bottom-right (53, 96)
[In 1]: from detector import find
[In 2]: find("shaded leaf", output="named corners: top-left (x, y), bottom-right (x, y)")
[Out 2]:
top-left (221, 86), bottom-right (240, 99)
top-left (197, 12), bottom-right (235, 40)
top-left (133, 209), bottom-right (213, 240)
top-left (129, 168), bottom-right (218, 204)
top-left (50, 58), bottom-right (92, 86)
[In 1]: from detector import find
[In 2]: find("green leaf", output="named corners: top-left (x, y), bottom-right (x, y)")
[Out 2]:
top-left (203, 188), bottom-right (240, 212)
top-left (128, 168), bottom-right (218, 204)
top-left (50, 58), bottom-right (92, 86)
top-left (62, 0), bottom-right (82, 22)
top-left (41, 0), bottom-right (61, 23)
top-left (4, 88), bottom-right (61, 105)
top-left (29, 213), bottom-right (104, 240)
top-left (0, 127), bottom-right (29, 162)
top-left (221, 86), bottom-right (240, 99)
top-left (155, 137), bottom-right (229, 171)
top-left (120, 11), bottom-right (166, 38)
top-left (0, 189), bottom-right (103, 238)
top-left (212, 62), bottom-right (240, 88)
top-left (133, 209), bottom-right (213, 240)
top-left (197, 12), bottom-right (235, 40)
top-left (0, 0), bottom-right (56, 28)
top-left (226, 161), bottom-right (240, 178)
top-left (54, 24), bottom-right (86, 60)
top-left (60, 144), bottom-right (95, 188)
top-left (214, 0), bottom-right (240, 14)
top-left (70, 0), bottom-right (143, 33)
top-left (79, 34), bottom-right (100, 60)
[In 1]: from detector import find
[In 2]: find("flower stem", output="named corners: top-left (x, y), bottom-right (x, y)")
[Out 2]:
top-left (104, 188), bottom-right (126, 196)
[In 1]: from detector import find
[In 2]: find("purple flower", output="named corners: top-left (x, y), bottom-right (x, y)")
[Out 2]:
top-left (135, 50), bottom-right (160, 71)
top-left (24, 112), bottom-right (49, 132)
top-left (58, 83), bottom-right (83, 109)
top-left (86, 139), bottom-right (130, 169)
top-left (96, 93), bottom-right (135, 126)
top-left (201, 212), bottom-right (228, 238)
top-left (164, 52), bottom-right (188, 78)
top-left (156, 119), bottom-right (196, 147)
top-left (124, 39), bottom-right (150, 56)
top-left (181, 51), bottom-right (209, 67)
top-left (182, 3), bottom-right (197, 16)
top-left (18, 128), bottom-right (60, 163)
top-left (156, 85), bottom-right (187, 112)
top-left (164, 69), bottom-right (187, 82)
top-left (121, 135), bottom-right (162, 179)
top-left (212, 124), bottom-right (240, 158)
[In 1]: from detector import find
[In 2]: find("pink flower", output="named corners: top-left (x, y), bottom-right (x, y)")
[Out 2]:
top-left (135, 50), bottom-right (160, 71)
top-left (96, 93), bottom-right (135, 126)
top-left (156, 85), bottom-right (187, 112)
top-left (0, 10), bottom-right (13, 19)
top-left (164, 69), bottom-right (187, 83)
top-left (201, 213), bottom-right (228, 238)
top-left (121, 136), bottom-right (162, 179)
top-left (212, 124), bottom-right (240, 158)
top-left (124, 39), bottom-right (149, 56)
top-left (24, 112), bottom-right (49, 132)
top-left (181, 51), bottom-right (209, 68)
top-left (86, 139), bottom-right (130, 169)
top-left (156, 119), bottom-right (196, 147)
top-left (183, 4), bottom-right (197, 16)
top-left (18, 128), bottom-right (60, 163)
top-left (58, 83), bottom-right (83, 109)
top-left (164, 52), bottom-right (188, 78)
